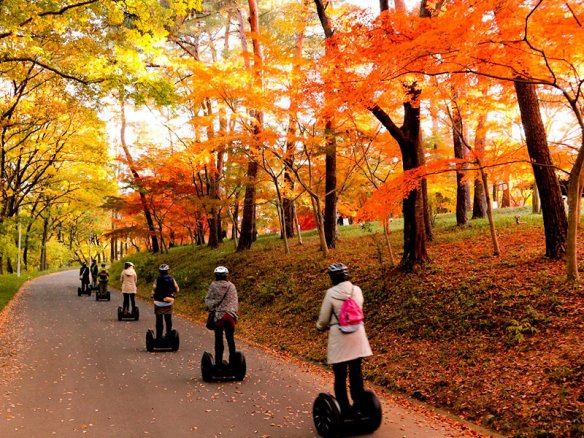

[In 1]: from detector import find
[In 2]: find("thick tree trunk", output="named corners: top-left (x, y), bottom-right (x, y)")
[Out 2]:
top-left (324, 119), bottom-right (337, 248)
top-left (452, 103), bottom-right (468, 225)
top-left (236, 0), bottom-right (263, 252)
top-left (237, 161), bottom-right (259, 251)
top-left (515, 81), bottom-right (567, 258)
top-left (314, 0), bottom-right (338, 249)
top-left (370, 90), bottom-right (429, 271)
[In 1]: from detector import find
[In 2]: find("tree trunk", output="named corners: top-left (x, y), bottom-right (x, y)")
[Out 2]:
top-left (532, 184), bottom-right (541, 214)
top-left (324, 119), bottom-right (337, 248)
top-left (119, 98), bottom-right (160, 253)
top-left (370, 88), bottom-right (429, 271)
top-left (472, 113), bottom-right (488, 219)
top-left (501, 180), bottom-right (511, 207)
top-left (452, 102), bottom-right (468, 225)
top-left (314, 0), bottom-right (338, 249)
top-left (236, 0), bottom-right (263, 252)
top-left (515, 81), bottom-right (567, 258)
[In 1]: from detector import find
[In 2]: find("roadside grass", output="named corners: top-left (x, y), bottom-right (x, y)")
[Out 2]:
top-left (0, 272), bottom-right (40, 311)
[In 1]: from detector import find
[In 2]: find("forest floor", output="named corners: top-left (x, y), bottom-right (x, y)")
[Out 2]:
top-left (108, 207), bottom-right (583, 437)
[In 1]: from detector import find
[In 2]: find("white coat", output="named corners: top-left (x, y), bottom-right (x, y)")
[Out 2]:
top-left (316, 281), bottom-right (373, 364)
top-left (120, 267), bottom-right (138, 293)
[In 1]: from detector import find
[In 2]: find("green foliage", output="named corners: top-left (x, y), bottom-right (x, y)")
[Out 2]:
top-left (0, 273), bottom-right (37, 311)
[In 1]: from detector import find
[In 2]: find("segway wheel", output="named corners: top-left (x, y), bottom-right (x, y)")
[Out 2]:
top-left (232, 351), bottom-right (246, 381)
top-left (134, 307), bottom-right (139, 321)
top-left (78, 287), bottom-right (81, 297)
top-left (106, 291), bottom-right (111, 301)
top-left (359, 390), bottom-right (382, 434)
top-left (95, 291), bottom-right (99, 301)
top-left (117, 307), bottom-right (122, 321)
top-left (201, 352), bottom-right (214, 382)
top-left (146, 329), bottom-right (155, 352)
top-left (313, 393), bottom-right (342, 438)
top-left (170, 329), bottom-right (180, 352)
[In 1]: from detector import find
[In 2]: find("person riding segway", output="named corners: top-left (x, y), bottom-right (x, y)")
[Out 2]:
top-left (312, 263), bottom-right (381, 437)
top-left (145, 264), bottom-right (179, 352)
top-left (200, 266), bottom-right (245, 382)
top-left (118, 261), bottom-right (139, 320)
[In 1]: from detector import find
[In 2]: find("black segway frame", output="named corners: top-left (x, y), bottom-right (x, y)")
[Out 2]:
top-left (145, 329), bottom-right (179, 352)
top-left (78, 285), bottom-right (91, 296)
top-left (313, 390), bottom-right (382, 437)
top-left (95, 286), bottom-right (110, 301)
top-left (201, 351), bottom-right (246, 382)
top-left (118, 306), bottom-right (140, 321)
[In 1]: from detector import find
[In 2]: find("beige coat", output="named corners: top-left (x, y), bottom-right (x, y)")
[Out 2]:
top-left (317, 281), bottom-right (373, 364)
top-left (120, 267), bottom-right (138, 293)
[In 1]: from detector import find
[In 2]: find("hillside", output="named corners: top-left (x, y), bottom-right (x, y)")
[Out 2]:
top-left (109, 208), bottom-right (584, 437)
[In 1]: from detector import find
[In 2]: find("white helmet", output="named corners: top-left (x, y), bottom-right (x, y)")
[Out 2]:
top-left (214, 266), bottom-right (229, 275)
top-left (159, 264), bottom-right (170, 272)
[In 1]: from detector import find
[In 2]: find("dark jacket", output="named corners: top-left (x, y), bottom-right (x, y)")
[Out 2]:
top-left (152, 274), bottom-right (178, 302)
top-left (80, 265), bottom-right (90, 282)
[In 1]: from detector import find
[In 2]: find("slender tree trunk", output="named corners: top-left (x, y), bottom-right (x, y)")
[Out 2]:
top-left (566, 135), bottom-right (584, 281)
top-left (532, 184), bottom-right (541, 213)
top-left (515, 81), bottom-right (567, 258)
top-left (119, 97), bottom-right (160, 253)
top-left (383, 217), bottom-right (396, 267)
top-left (472, 113), bottom-right (488, 219)
top-left (481, 169), bottom-right (501, 256)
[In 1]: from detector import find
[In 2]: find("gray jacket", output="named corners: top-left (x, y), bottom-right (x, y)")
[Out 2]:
top-left (205, 280), bottom-right (238, 322)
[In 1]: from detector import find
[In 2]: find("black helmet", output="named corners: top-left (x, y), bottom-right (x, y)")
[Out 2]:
top-left (328, 263), bottom-right (349, 285)
top-left (159, 264), bottom-right (170, 272)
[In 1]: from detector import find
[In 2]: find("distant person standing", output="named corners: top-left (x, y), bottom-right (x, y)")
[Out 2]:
top-left (205, 266), bottom-right (238, 369)
top-left (79, 261), bottom-right (91, 294)
top-left (120, 262), bottom-right (137, 315)
top-left (90, 259), bottom-right (99, 289)
top-left (151, 264), bottom-right (179, 340)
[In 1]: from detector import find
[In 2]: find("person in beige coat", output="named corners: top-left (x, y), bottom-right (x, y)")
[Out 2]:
top-left (120, 261), bottom-right (138, 315)
top-left (317, 263), bottom-right (372, 416)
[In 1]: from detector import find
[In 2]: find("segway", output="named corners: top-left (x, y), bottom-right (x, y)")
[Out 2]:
top-left (95, 283), bottom-right (111, 301)
top-left (118, 306), bottom-right (139, 321)
top-left (200, 351), bottom-right (246, 382)
top-left (312, 390), bottom-right (382, 437)
top-left (145, 329), bottom-right (179, 352)
top-left (78, 284), bottom-right (91, 296)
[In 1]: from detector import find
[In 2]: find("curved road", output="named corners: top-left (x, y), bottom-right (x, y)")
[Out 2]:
top-left (0, 271), bottom-right (487, 437)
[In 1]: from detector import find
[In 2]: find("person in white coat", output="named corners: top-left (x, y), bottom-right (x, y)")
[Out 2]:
top-left (120, 261), bottom-right (138, 315)
top-left (317, 263), bottom-right (372, 416)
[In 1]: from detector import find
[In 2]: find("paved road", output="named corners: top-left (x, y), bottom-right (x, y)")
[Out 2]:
top-left (0, 271), bottom-right (485, 437)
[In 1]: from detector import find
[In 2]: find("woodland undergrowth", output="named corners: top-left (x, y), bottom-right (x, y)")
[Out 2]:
top-left (110, 208), bottom-right (583, 437)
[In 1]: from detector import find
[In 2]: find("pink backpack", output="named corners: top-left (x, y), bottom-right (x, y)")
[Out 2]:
top-left (334, 287), bottom-right (364, 333)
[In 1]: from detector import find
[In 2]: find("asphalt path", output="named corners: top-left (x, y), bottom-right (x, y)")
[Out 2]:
top-left (0, 270), bottom-right (486, 437)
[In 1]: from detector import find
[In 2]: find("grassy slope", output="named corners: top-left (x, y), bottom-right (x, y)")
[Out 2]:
top-left (108, 207), bottom-right (583, 437)
top-left (0, 272), bottom-right (41, 311)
